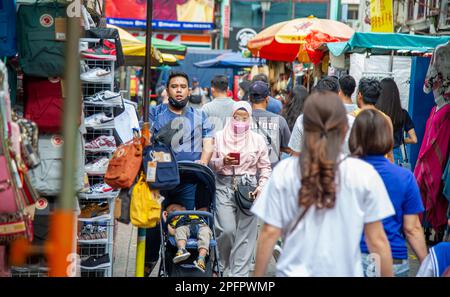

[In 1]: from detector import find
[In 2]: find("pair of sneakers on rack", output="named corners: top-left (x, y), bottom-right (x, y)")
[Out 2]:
top-left (79, 183), bottom-right (118, 198)
top-left (85, 157), bottom-right (110, 175)
top-left (80, 254), bottom-right (110, 270)
top-left (80, 66), bottom-right (113, 84)
top-left (79, 202), bottom-right (110, 221)
top-left (85, 112), bottom-right (115, 129)
top-left (84, 90), bottom-right (123, 106)
top-left (79, 224), bottom-right (107, 241)
top-left (85, 135), bottom-right (116, 152)
top-left (81, 39), bottom-right (116, 61)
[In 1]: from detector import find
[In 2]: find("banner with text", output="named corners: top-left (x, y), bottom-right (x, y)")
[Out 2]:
top-left (370, 0), bottom-right (393, 32)
top-left (105, 0), bottom-right (215, 31)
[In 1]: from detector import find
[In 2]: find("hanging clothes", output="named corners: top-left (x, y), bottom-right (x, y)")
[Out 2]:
top-left (414, 104), bottom-right (450, 230)
top-left (424, 42), bottom-right (450, 109)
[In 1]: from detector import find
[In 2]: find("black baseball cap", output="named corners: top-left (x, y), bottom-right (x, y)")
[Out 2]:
top-left (249, 81), bottom-right (270, 102)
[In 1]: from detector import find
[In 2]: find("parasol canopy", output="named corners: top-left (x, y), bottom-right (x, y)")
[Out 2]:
top-left (248, 17), bottom-right (354, 64)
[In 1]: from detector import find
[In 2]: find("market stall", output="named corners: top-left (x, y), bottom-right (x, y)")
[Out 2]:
top-left (0, 1), bottom-right (164, 277)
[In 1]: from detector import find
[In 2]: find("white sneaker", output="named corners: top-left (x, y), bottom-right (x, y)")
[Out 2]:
top-left (84, 112), bottom-right (114, 129)
top-left (80, 68), bottom-right (113, 83)
top-left (85, 157), bottom-right (110, 175)
top-left (84, 91), bottom-right (123, 106)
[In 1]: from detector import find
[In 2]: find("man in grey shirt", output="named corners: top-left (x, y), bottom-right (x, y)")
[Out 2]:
top-left (249, 81), bottom-right (292, 167)
top-left (202, 75), bottom-right (235, 132)
top-left (288, 77), bottom-right (355, 156)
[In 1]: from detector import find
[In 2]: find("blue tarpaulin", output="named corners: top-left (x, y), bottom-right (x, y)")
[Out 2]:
top-left (327, 32), bottom-right (450, 56)
top-left (194, 52), bottom-right (264, 69)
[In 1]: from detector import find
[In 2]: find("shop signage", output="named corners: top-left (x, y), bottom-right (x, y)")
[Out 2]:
top-left (105, 0), bottom-right (215, 31)
top-left (370, 0), bottom-right (393, 32)
top-left (229, 27), bottom-right (257, 53)
top-left (222, 0), bottom-right (231, 39)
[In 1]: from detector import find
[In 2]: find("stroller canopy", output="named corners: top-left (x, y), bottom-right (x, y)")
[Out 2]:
top-left (177, 161), bottom-right (216, 211)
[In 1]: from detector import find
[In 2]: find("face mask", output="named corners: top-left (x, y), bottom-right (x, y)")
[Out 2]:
top-left (168, 97), bottom-right (188, 109)
top-left (237, 92), bottom-right (243, 100)
top-left (232, 118), bottom-right (250, 134)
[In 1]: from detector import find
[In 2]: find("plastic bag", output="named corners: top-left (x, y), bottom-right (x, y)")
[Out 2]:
top-left (130, 173), bottom-right (161, 228)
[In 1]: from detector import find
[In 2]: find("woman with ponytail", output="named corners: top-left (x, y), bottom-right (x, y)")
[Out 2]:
top-left (209, 101), bottom-right (272, 277)
top-left (252, 91), bottom-right (395, 277)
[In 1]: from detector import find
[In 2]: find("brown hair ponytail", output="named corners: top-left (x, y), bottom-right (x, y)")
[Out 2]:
top-left (299, 91), bottom-right (348, 210)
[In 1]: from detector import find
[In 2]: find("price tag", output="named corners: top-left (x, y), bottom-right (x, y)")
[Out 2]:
top-left (55, 17), bottom-right (66, 41)
top-left (146, 161), bottom-right (157, 183)
top-left (162, 153), bottom-right (172, 162)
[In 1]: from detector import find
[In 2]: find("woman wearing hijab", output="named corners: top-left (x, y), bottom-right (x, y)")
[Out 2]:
top-left (209, 101), bottom-right (272, 277)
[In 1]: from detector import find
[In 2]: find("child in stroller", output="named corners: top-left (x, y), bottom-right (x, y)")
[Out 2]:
top-left (158, 161), bottom-right (220, 277)
top-left (164, 203), bottom-right (213, 273)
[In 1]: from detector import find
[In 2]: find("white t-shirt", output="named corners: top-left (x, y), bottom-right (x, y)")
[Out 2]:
top-left (288, 114), bottom-right (355, 155)
top-left (251, 156), bottom-right (394, 277)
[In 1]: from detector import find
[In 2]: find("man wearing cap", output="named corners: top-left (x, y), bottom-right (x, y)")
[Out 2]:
top-left (249, 81), bottom-right (292, 167)
top-left (189, 76), bottom-right (207, 109)
top-left (252, 74), bottom-right (283, 115)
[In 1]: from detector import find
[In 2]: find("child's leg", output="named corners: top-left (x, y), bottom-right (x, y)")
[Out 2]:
top-left (194, 225), bottom-right (212, 272)
top-left (197, 225), bottom-right (212, 256)
top-left (173, 226), bottom-right (191, 264)
top-left (175, 225), bottom-right (190, 249)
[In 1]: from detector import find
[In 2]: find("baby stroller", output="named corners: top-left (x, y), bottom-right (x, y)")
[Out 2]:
top-left (158, 161), bottom-right (220, 277)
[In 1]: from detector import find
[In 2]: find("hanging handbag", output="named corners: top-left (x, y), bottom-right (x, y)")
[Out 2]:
top-left (0, 115), bottom-right (33, 244)
top-left (104, 137), bottom-right (143, 189)
top-left (232, 167), bottom-right (257, 216)
top-left (130, 173), bottom-right (161, 228)
top-left (142, 105), bottom-right (180, 190)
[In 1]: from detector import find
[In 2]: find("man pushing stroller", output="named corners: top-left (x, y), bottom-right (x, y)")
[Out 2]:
top-left (164, 203), bottom-right (213, 273)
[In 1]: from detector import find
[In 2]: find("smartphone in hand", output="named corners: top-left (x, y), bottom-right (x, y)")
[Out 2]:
top-left (229, 152), bottom-right (240, 165)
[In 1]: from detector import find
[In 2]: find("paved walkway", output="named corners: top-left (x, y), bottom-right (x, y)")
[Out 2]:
top-left (113, 221), bottom-right (419, 277)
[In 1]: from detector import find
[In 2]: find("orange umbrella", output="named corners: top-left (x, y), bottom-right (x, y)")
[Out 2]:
top-left (248, 17), bottom-right (354, 64)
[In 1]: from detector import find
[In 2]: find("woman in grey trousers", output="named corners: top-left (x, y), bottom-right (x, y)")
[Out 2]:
top-left (209, 101), bottom-right (272, 276)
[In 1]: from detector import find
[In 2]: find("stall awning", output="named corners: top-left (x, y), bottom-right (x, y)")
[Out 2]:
top-left (106, 24), bottom-right (182, 66)
top-left (327, 32), bottom-right (450, 56)
top-left (194, 52), bottom-right (264, 69)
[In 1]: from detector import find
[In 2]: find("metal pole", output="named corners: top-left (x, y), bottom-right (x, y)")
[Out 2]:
top-left (48, 15), bottom-right (81, 277)
top-left (135, 228), bottom-right (146, 277)
top-left (136, 0), bottom-right (153, 278)
top-left (292, 0), bottom-right (295, 19)
top-left (388, 50), bottom-right (394, 73)
top-left (143, 0), bottom-right (153, 122)
top-left (262, 10), bottom-right (266, 29)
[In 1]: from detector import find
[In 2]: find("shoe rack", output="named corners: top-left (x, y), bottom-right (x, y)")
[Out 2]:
top-left (77, 38), bottom-right (120, 277)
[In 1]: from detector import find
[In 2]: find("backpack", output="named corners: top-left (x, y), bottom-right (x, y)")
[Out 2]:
top-left (104, 137), bottom-right (142, 189)
top-left (0, 0), bottom-right (17, 57)
top-left (28, 133), bottom-right (84, 196)
top-left (17, 1), bottom-right (67, 77)
top-left (23, 76), bottom-right (63, 133)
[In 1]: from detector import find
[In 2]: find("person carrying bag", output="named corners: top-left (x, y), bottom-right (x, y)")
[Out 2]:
top-left (142, 105), bottom-right (180, 191)
top-left (208, 101), bottom-right (272, 276)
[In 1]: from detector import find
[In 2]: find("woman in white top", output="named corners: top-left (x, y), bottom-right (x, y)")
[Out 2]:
top-left (252, 91), bottom-right (395, 277)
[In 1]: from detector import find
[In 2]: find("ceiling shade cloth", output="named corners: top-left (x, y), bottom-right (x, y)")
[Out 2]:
top-left (327, 32), bottom-right (450, 56)
top-left (194, 52), bottom-right (264, 68)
